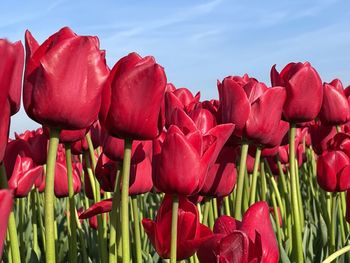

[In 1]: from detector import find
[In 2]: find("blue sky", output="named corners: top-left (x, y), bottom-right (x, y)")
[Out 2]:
top-left (1, 0), bottom-right (350, 134)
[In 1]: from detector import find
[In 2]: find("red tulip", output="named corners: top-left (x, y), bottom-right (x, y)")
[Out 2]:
top-left (7, 155), bottom-right (43, 197)
top-left (103, 135), bottom-right (146, 164)
top-left (90, 120), bottom-right (107, 148)
top-left (200, 146), bottom-right (237, 197)
top-left (165, 86), bottom-right (200, 127)
top-left (79, 198), bottom-right (113, 219)
top-left (103, 52), bottom-right (166, 140)
top-left (96, 141), bottom-right (153, 195)
top-left (54, 157), bottom-right (82, 198)
top-left (188, 107), bottom-right (217, 134)
top-left (15, 128), bottom-right (48, 165)
top-left (0, 40), bottom-right (24, 160)
top-left (24, 27), bottom-right (109, 130)
top-left (317, 150), bottom-right (350, 192)
top-left (197, 201), bottom-right (279, 263)
top-left (142, 195), bottom-right (212, 260)
top-left (154, 123), bottom-right (234, 195)
top-left (59, 128), bottom-right (89, 143)
top-left (219, 77), bottom-right (286, 144)
top-left (309, 123), bottom-right (337, 155)
top-left (319, 79), bottom-right (350, 125)
top-left (0, 190), bottom-right (13, 260)
top-left (71, 138), bottom-right (89, 155)
top-left (0, 39), bottom-right (24, 115)
top-left (271, 62), bottom-right (323, 123)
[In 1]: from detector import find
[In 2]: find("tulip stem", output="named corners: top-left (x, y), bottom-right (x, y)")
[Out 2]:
top-left (65, 144), bottom-right (77, 263)
top-left (234, 141), bottom-right (249, 219)
top-left (131, 196), bottom-right (142, 263)
top-left (0, 164), bottom-right (21, 263)
top-left (121, 138), bottom-right (133, 263)
top-left (170, 195), bottom-right (179, 263)
top-left (249, 147), bottom-right (262, 205)
top-left (44, 127), bottom-right (60, 263)
top-left (330, 194), bottom-right (338, 254)
top-left (109, 165), bottom-right (121, 263)
top-left (289, 123), bottom-right (303, 263)
top-left (322, 243), bottom-right (350, 263)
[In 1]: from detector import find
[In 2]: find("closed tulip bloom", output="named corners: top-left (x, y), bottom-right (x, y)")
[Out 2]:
top-left (200, 146), bottom-right (237, 197)
top-left (219, 77), bottom-right (286, 143)
top-left (197, 202), bottom-right (279, 263)
top-left (154, 123), bottom-right (234, 195)
top-left (79, 198), bottom-right (113, 219)
top-left (96, 141), bottom-right (153, 195)
top-left (103, 135), bottom-right (146, 164)
top-left (319, 79), bottom-right (350, 125)
top-left (317, 150), bottom-right (350, 192)
top-left (188, 107), bottom-right (217, 134)
top-left (0, 190), bottom-right (13, 260)
top-left (271, 62), bottom-right (323, 123)
top-left (309, 123), bottom-right (337, 155)
top-left (54, 158), bottom-right (82, 198)
top-left (142, 195), bottom-right (212, 260)
top-left (59, 128), bottom-right (89, 143)
top-left (104, 52), bottom-right (166, 140)
top-left (7, 155), bottom-right (43, 197)
top-left (165, 86), bottom-right (200, 126)
top-left (90, 120), bottom-right (107, 148)
top-left (24, 27), bottom-right (109, 130)
top-left (0, 39), bottom-right (24, 115)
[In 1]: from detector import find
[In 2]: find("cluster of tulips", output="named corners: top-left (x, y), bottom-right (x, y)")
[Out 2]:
top-left (1, 26), bottom-right (350, 263)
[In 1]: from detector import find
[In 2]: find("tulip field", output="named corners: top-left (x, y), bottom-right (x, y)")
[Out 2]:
top-left (2, 27), bottom-right (350, 263)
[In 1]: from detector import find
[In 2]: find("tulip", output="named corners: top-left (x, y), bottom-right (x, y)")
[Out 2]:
top-left (0, 190), bottom-right (13, 260)
top-left (219, 77), bottom-right (286, 144)
top-left (0, 39), bottom-right (24, 116)
top-left (7, 155), bottom-right (43, 197)
top-left (142, 195), bottom-right (212, 260)
top-left (319, 79), bottom-right (350, 125)
top-left (24, 27), bottom-right (109, 130)
top-left (103, 52), bottom-right (167, 140)
top-left (197, 201), bottom-right (279, 263)
top-left (103, 135), bottom-right (146, 164)
top-left (154, 123), bottom-right (234, 196)
top-left (0, 39), bottom-right (25, 160)
top-left (309, 123), bottom-right (337, 155)
top-left (79, 198), bottom-right (113, 219)
top-left (200, 146), bottom-right (237, 197)
top-left (271, 62), bottom-right (323, 123)
top-left (15, 128), bottom-right (48, 164)
top-left (165, 86), bottom-right (200, 127)
top-left (90, 120), bottom-right (107, 149)
top-left (317, 150), bottom-right (350, 192)
top-left (54, 159), bottom-right (81, 198)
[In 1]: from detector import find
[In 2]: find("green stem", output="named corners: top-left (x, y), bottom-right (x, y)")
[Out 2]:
top-left (322, 243), bottom-right (350, 263)
top-left (121, 138), bottom-right (133, 263)
top-left (289, 123), bottom-right (303, 263)
top-left (31, 190), bottom-right (40, 258)
top-left (234, 141), bottom-right (249, 219)
top-left (330, 194), bottom-right (338, 254)
top-left (260, 161), bottom-right (267, 201)
top-left (44, 128), bottom-right (60, 263)
top-left (224, 196), bottom-right (231, 216)
top-left (65, 144), bottom-right (77, 263)
top-left (249, 147), bottom-right (262, 205)
top-left (170, 195), bottom-right (179, 263)
top-left (109, 166), bottom-right (121, 263)
top-left (0, 164), bottom-right (21, 263)
top-left (132, 196), bottom-right (142, 263)
top-left (202, 199), bottom-right (210, 226)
